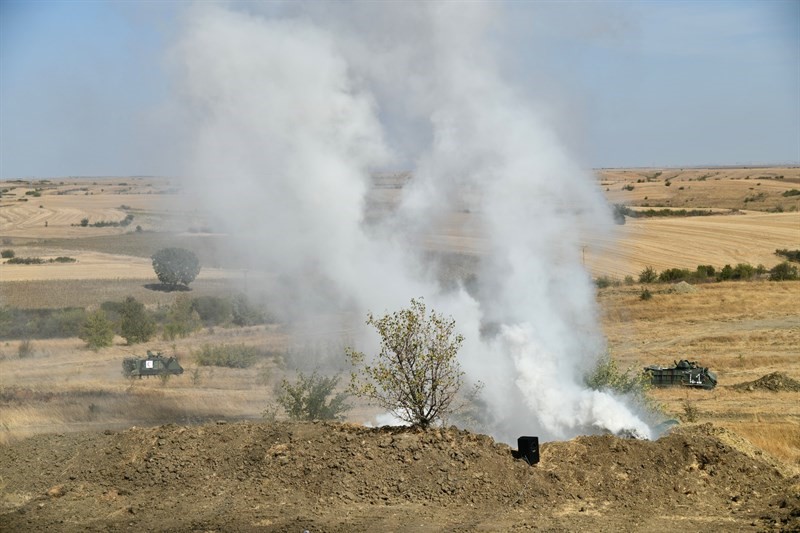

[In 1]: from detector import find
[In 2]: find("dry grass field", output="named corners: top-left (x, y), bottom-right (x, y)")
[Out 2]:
top-left (1, 170), bottom-right (799, 476)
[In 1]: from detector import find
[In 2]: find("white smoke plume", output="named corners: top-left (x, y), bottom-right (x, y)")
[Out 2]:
top-left (168, 2), bottom-right (652, 442)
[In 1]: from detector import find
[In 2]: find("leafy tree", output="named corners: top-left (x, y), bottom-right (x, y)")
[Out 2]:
top-left (163, 295), bottom-right (201, 340)
top-left (346, 298), bottom-right (478, 428)
top-left (638, 266), bottom-right (658, 283)
top-left (277, 372), bottom-right (351, 421)
top-left (79, 310), bottom-right (114, 349)
top-left (119, 296), bottom-right (155, 345)
top-left (151, 248), bottom-right (201, 288)
top-left (717, 264), bottom-right (734, 281)
top-left (769, 261), bottom-right (799, 281)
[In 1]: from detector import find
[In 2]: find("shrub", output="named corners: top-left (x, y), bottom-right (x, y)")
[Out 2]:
top-left (782, 189), bottom-right (800, 197)
top-left (52, 256), bottom-right (76, 263)
top-left (731, 263), bottom-right (755, 280)
top-left (775, 249), bottom-right (800, 262)
top-left (194, 343), bottom-right (259, 368)
top-left (622, 184), bottom-right (634, 191)
top-left (277, 371), bottom-right (351, 421)
top-left (695, 265), bottom-right (715, 279)
top-left (346, 298), bottom-right (479, 428)
top-left (584, 352), bottom-right (658, 414)
top-left (640, 288), bottom-right (652, 300)
top-left (769, 261), bottom-right (799, 281)
top-left (0, 307), bottom-right (86, 339)
top-left (151, 247), bottom-right (201, 288)
top-left (80, 218), bottom-right (89, 227)
top-left (595, 276), bottom-right (618, 289)
top-left (6, 257), bottom-right (44, 264)
top-left (0, 249), bottom-right (14, 258)
top-left (163, 295), bottom-right (201, 340)
top-left (191, 296), bottom-right (232, 326)
top-left (681, 399), bottom-right (700, 422)
top-left (119, 296), bottom-right (156, 345)
top-left (231, 293), bottom-right (265, 326)
top-left (638, 266), bottom-right (658, 284)
top-left (658, 268), bottom-right (691, 283)
top-left (717, 264), bottom-right (734, 281)
top-left (79, 310), bottom-right (115, 350)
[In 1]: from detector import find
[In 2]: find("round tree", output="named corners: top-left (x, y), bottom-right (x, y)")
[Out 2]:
top-left (151, 248), bottom-right (201, 288)
top-left (346, 298), bottom-right (477, 428)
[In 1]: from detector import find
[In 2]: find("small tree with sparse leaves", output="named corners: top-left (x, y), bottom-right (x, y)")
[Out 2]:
top-left (346, 298), bottom-right (477, 428)
top-left (277, 372), bottom-right (350, 421)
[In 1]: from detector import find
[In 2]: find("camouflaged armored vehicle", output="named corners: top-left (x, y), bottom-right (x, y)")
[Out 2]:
top-left (644, 359), bottom-right (717, 390)
top-left (122, 351), bottom-right (184, 378)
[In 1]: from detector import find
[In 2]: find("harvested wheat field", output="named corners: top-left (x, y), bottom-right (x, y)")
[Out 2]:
top-left (1, 171), bottom-right (800, 531)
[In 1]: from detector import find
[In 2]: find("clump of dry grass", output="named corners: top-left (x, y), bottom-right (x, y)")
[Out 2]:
top-left (725, 421), bottom-right (800, 470)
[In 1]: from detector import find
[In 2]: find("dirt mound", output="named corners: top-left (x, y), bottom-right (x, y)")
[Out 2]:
top-left (670, 280), bottom-right (697, 294)
top-left (732, 372), bottom-right (800, 392)
top-left (1, 421), bottom-right (798, 531)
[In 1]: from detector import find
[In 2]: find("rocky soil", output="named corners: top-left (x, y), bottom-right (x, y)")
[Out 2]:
top-left (1, 421), bottom-right (798, 532)
top-left (732, 372), bottom-right (800, 393)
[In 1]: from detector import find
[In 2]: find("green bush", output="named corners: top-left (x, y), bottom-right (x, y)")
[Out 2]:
top-left (231, 293), bottom-right (266, 326)
top-left (638, 266), bottom-right (658, 283)
top-left (640, 288), bottom-right (652, 300)
top-left (584, 353), bottom-right (659, 414)
top-left (658, 268), bottom-right (691, 283)
top-left (769, 261), bottom-right (799, 281)
top-left (6, 257), bottom-right (44, 264)
top-left (0, 249), bottom-right (14, 259)
top-left (194, 343), bottom-right (260, 368)
top-left (731, 263), bottom-right (755, 280)
top-left (595, 276), bottom-right (618, 289)
top-left (695, 264), bottom-right (715, 279)
top-left (717, 264), bottom-right (734, 281)
top-left (277, 371), bottom-right (351, 421)
top-left (191, 296), bottom-right (232, 326)
top-left (781, 189), bottom-right (800, 197)
top-left (79, 310), bottom-right (115, 350)
top-left (119, 296), bottom-right (156, 345)
top-left (163, 295), bottom-right (201, 340)
top-left (0, 307), bottom-right (86, 339)
top-left (775, 249), bottom-right (800, 262)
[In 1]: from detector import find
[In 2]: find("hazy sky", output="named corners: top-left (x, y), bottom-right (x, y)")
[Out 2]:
top-left (0, 0), bottom-right (798, 178)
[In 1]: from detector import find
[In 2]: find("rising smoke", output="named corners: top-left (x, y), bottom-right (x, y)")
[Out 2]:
top-left (169, 2), bottom-right (652, 442)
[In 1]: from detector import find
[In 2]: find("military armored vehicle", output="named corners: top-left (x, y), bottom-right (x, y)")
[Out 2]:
top-left (643, 359), bottom-right (717, 390)
top-left (122, 351), bottom-right (184, 378)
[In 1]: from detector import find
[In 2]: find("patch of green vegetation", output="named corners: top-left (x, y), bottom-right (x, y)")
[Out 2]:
top-left (0, 307), bottom-right (87, 339)
top-left (782, 189), bottom-right (800, 197)
top-left (614, 205), bottom-right (719, 219)
top-left (775, 249), bottom-right (800, 262)
top-left (194, 343), bottom-right (262, 368)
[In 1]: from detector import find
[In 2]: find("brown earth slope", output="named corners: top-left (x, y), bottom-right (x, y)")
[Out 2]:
top-left (1, 421), bottom-right (798, 532)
